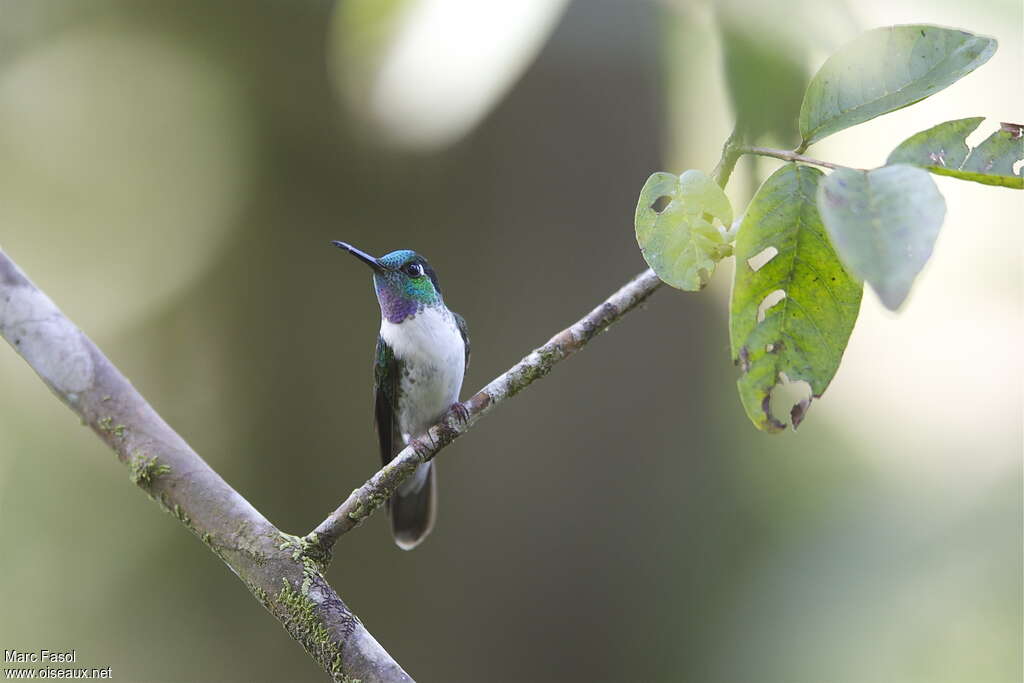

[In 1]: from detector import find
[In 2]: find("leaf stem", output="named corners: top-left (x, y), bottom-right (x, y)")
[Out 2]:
top-left (741, 146), bottom-right (853, 170)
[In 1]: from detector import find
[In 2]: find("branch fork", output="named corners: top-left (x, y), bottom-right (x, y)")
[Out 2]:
top-left (1, 247), bottom-right (663, 681)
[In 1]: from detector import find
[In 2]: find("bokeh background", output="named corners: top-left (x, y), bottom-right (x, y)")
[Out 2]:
top-left (1, 1), bottom-right (1020, 681)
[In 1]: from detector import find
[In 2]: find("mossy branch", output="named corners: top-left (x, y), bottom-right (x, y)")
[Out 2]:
top-left (308, 268), bottom-right (664, 551)
top-left (0, 249), bottom-right (411, 683)
top-left (1, 246), bottom-right (666, 678)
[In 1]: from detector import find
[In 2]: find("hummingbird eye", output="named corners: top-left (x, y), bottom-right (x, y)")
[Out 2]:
top-left (405, 263), bottom-right (424, 278)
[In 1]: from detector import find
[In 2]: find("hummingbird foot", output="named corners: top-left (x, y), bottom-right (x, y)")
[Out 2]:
top-left (447, 401), bottom-right (471, 427)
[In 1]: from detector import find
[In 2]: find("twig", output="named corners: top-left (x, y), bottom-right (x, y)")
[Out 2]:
top-left (309, 268), bottom-right (664, 551)
top-left (742, 146), bottom-right (853, 170)
top-left (0, 249), bottom-right (412, 683)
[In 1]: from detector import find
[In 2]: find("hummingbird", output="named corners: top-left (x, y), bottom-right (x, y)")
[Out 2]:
top-left (332, 241), bottom-right (469, 550)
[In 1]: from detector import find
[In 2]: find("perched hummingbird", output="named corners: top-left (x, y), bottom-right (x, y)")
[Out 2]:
top-left (332, 241), bottom-right (469, 550)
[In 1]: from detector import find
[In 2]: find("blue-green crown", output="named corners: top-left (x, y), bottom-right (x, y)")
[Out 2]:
top-left (377, 249), bottom-right (417, 269)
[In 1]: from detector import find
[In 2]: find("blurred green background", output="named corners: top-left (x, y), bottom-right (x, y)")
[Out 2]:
top-left (0, 1), bottom-right (1020, 681)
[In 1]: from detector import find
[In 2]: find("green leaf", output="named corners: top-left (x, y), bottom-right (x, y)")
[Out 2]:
top-left (817, 164), bottom-right (946, 310)
top-left (887, 118), bottom-right (1023, 189)
top-left (635, 170), bottom-right (733, 291)
top-left (730, 164), bottom-right (862, 433)
top-left (799, 25), bottom-right (997, 148)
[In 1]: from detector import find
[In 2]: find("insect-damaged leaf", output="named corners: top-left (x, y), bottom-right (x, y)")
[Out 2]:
top-left (635, 170), bottom-right (733, 291)
top-left (799, 25), bottom-right (996, 148)
top-left (730, 164), bottom-right (862, 433)
top-left (817, 164), bottom-right (946, 311)
top-left (887, 118), bottom-right (1023, 189)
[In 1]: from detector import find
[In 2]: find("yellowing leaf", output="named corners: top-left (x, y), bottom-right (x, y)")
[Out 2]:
top-left (730, 164), bottom-right (862, 432)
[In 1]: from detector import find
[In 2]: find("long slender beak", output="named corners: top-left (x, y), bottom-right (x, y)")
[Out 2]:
top-left (331, 241), bottom-right (385, 273)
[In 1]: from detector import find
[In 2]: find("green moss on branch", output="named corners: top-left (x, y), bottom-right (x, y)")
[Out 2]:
top-left (128, 452), bottom-right (170, 489)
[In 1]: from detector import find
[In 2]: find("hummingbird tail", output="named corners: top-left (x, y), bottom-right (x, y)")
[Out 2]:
top-left (390, 461), bottom-right (436, 551)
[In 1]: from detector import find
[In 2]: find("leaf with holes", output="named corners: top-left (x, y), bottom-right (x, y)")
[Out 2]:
top-left (887, 118), bottom-right (1023, 189)
top-left (799, 25), bottom-right (996, 149)
top-left (817, 164), bottom-right (945, 311)
top-left (730, 164), bottom-right (862, 433)
top-left (635, 170), bottom-right (733, 291)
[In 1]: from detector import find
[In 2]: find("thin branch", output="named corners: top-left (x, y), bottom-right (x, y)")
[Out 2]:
top-left (712, 125), bottom-right (744, 187)
top-left (742, 146), bottom-right (853, 170)
top-left (0, 249), bottom-right (412, 683)
top-left (309, 268), bottom-right (664, 551)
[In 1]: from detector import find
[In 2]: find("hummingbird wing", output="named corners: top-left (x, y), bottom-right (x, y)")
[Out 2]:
top-left (375, 334), bottom-right (436, 550)
top-left (373, 335), bottom-right (401, 467)
top-left (453, 310), bottom-right (470, 373)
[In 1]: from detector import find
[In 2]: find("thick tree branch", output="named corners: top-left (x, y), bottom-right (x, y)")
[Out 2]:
top-left (1, 243), bottom-right (667, 679)
top-left (309, 268), bottom-right (664, 551)
top-left (0, 249), bottom-right (411, 683)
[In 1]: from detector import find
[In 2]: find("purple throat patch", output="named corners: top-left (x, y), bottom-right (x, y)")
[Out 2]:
top-left (377, 288), bottom-right (420, 323)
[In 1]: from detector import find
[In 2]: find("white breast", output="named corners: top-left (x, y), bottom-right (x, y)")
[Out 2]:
top-left (380, 306), bottom-right (466, 441)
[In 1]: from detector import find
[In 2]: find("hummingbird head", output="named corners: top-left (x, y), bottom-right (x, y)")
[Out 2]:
top-left (332, 241), bottom-right (443, 323)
